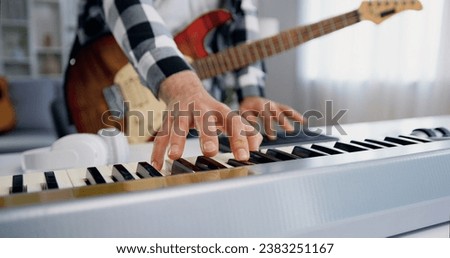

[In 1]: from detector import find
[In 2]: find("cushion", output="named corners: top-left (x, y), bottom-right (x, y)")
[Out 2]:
top-left (8, 79), bottom-right (57, 131)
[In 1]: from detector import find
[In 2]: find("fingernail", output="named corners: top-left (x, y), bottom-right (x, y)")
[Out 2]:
top-left (202, 141), bottom-right (216, 153)
top-left (237, 148), bottom-right (249, 161)
top-left (151, 161), bottom-right (159, 169)
top-left (168, 144), bottom-right (179, 156)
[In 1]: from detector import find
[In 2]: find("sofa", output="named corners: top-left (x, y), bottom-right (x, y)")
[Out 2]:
top-left (0, 78), bottom-right (75, 154)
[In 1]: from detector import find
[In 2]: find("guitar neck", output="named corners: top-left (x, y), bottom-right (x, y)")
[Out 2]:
top-left (192, 10), bottom-right (360, 80)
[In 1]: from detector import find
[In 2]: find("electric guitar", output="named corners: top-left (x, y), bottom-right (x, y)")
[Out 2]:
top-left (65, 1), bottom-right (423, 144)
top-left (0, 77), bottom-right (16, 133)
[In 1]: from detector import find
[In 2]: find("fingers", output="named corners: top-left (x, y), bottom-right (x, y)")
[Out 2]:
top-left (151, 100), bottom-right (264, 169)
top-left (151, 116), bottom-right (171, 170)
top-left (167, 113), bottom-right (189, 160)
top-left (259, 101), bottom-right (305, 139)
top-left (195, 111), bottom-right (219, 157)
top-left (221, 111), bottom-right (262, 161)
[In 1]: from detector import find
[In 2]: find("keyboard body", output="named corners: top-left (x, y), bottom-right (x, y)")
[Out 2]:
top-left (1, 117), bottom-right (450, 237)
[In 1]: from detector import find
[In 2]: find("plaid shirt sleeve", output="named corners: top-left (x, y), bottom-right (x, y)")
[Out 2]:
top-left (225, 0), bottom-right (266, 102)
top-left (102, 0), bottom-right (192, 97)
top-left (77, 0), bottom-right (265, 101)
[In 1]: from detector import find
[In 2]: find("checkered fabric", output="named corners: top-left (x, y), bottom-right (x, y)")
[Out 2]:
top-left (70, 0), bottom-right (265, 102)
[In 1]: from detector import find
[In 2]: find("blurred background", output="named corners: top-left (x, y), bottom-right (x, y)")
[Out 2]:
top-left (260, 0), bottom-right (450, 126)
top-left (1, 0), bottom-right (448, 128)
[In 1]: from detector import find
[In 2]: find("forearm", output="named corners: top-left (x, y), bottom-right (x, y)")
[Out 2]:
top-left (102, 0), bottom-right (192, 97)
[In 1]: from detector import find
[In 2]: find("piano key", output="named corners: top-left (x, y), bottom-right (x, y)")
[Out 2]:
top-left (398, 135), bottom-right (432, 143)
top-left (364, 139), bottom-right (400, 148)
top-left (206, 153), bottom-right (234, 169)
top-left (195, 156), bottom-right (228, 171)
top-left (44, 171), bottom-right (59, 190)
top-left (291, 146), bottom-right (328, 158)
top-left (411, 128), bottom-right (437, 138)
top-left (350, 140), bottom-right (385, 150)
top-left (172, 158), bottom-right (201, 175)
top-left (86, 167), bottom-right (107, 185)
top-left (23, 172), bottom-right (46, 193)
top-left (265, 149), bottom-right (299, 161)
top-left (112, 164), bottom-right (135, 182)
top-left (333, 142), bottom-right (369, 152)
top-left (66, 168), bottom-right (89, 187)
top-left (136, 162), bottom-right (163, 178)
top-left (0, 175), bottom-right (12, 196)
top-left (384, 137), bottom-right (419, 146)
top-left (53, 170), bottom-right (73, 189)
top-left (310, 144), bottom-right (345, 155)
top-left (11, 175), bottom-right (25, 194)
top-left (249, 151), bottom-right (281, 164)
top-left (435, 127), bottom-right (450, 137)
top-left (227, 159), bottom-right (255, 167)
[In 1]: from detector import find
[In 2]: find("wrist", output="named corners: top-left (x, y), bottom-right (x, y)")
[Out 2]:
top-left (159, 71), bottom-right (204, 104)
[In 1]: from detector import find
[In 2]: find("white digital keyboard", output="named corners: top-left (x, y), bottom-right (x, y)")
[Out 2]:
top-left (1, 118), bottom-right (450, 237)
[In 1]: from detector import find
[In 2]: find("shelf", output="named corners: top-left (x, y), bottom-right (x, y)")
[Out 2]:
top-left (1, 19), bottom-right (28, 27)
top-left (1, 0), bottom-right (75, 78)
top-left (1, 0), bottom-right (28, 20)
top-left (36, 47), bottom-right (63, 54)
top-left (2, 58), bottom-right (31, 65)
top-left (35, 0), bottom-right (59, 4)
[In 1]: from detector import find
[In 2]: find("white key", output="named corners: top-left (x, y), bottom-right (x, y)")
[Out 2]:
top-left (52, 170), bottom-right (73, 189)
top-left (23, 172), bottom-right (46, 193)
top-left (121, 162), bottom-right (148, 179)
top-left (66, 168), bottom-right (89, 187)
top-left (210, 153), bottom-right (236, 168)
top-left (0, 175), bottom-right (13, 196)
top-left (111, 164), bottom-right (136, 182)
top-left (91, 165), bottom-right (115, 183)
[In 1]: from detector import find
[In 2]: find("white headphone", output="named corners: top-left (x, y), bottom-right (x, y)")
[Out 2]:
top-left (21, 128), bottom-right (129, 172)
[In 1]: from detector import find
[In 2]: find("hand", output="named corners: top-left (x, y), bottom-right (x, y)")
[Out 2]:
top-left (239, 96), bottom-right (304, 140)
top-left (150, 71), bottom-right (263, 170)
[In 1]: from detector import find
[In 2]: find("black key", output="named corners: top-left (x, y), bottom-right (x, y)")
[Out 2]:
top-left (86, 167), bottom-right (107, 184)
top-left (292, 146), bottom-right (328, 158)
top-left (172, 158), bottom-right (200, 175)
top-left (44, 171), bottom-right (59, 190)
top-left (137, 162), bottom-right (163, 178)
top-left (350, 140), bottom-right (385, 150)
top-left (249, 151), bottom-right (281, 164)
top-left (412, 128), bottom-right (437, 138)
top-left (218, 129), bottom-right (338, 152)
top-left (11, 175), bottom-right (24, 194)
top-left (365, 139), bottom-right (399, 148)
top-left (310, 144), bottom-right (344, 155)
top-left (195, 156), bottom-right (227, 171)
top-left (266, 149), bottom-right (299, 160)
top-left (435, 127), bottom-right (450, 137)
top-left (398, 135), bottom-right (432, 143)
top-left (227, 159), bottom-right (254, 167)
top-left (334, 142), bottom-right (369, 152)
top-left (112, 164), bottom-right (135, 181)
top-left (384, 137), bottom-right (418, 146)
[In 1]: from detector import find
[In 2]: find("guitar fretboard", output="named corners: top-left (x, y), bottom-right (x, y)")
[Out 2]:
top-left (192, 10), bottom-right (360, 80)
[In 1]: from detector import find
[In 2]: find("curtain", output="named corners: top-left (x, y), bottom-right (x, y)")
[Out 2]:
top-left (294, 0), bottom-right (449, 126)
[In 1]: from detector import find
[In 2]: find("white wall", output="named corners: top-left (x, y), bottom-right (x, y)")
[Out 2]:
top-left (258, 0), bottom-right (301, 111)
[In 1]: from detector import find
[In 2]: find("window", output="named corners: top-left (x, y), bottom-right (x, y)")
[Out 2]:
top-left (297, 0), bottom-right (445, 84)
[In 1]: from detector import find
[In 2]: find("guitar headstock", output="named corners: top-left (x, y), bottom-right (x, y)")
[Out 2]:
top-left (359, 0), bottom-right (423, 24)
